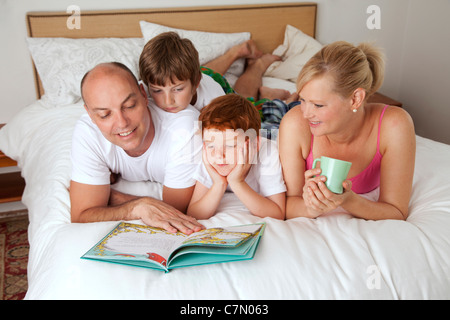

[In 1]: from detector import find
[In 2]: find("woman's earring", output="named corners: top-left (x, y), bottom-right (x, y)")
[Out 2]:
top-left (352, 108), bottom-right (357, 113)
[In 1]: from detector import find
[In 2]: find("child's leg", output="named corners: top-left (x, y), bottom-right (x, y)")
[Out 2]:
top-left (203, 40), bottom-right (262, 75)
top-left (259, 86), bottom-right (292, 101)
top-left (233, 54), bottom-right (281, 100)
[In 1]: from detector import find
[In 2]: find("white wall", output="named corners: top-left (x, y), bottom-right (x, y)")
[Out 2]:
top-left (396, 0), bottom-right (450, 143)
top-left (314, 0), bottom-right (409, 104)
top-left (1, 0), bottom-right (449, 144)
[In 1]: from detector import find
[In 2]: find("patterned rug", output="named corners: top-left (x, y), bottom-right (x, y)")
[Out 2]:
top-left (0, 217), bottom-right (29, 300)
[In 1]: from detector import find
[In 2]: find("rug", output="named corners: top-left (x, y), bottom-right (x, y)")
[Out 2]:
top-left (0, 217), bottom-right (29, 300)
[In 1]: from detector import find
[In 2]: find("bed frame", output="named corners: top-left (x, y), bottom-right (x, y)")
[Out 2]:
top-left (13, 2), bottom-right (450, 300)
top-left (26, 2), bottom-right (317, 98)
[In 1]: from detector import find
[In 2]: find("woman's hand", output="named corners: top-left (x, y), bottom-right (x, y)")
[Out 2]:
top-left (302, 168), bottom-right (353, 217)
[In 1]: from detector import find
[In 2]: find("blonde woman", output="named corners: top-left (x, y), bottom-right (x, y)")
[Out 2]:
top-left (279, 41), bottom-right (415, 220)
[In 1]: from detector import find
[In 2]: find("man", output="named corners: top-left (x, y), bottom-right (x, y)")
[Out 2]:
top-left (69, 62), bottom-right (203, 234)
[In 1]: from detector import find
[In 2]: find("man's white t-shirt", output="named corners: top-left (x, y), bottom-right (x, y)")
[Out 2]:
top-left (71, 103), bottom-right (202, 189)
top-left (193, 137), bottom-right (286, 197)
top-left (191, 73), bottom-right (225, 112)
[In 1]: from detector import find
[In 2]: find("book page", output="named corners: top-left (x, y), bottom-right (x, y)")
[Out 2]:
top-left (182, 224), bottom-right (263, 247)
top-left (87, 223), bottom-right (264, 269)
top-left (98, 223), bottom-right (187, 263)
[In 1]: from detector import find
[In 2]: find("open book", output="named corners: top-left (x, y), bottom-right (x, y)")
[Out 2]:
top-left (81, 222), bottom-right (265, 272)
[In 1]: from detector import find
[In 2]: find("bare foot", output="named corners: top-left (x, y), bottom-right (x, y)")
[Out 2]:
top-left (286, 92), bottom-right (299, 104)
top-left (230, 40), bottom-right (263, 60)
top-left (259, 86), bottom-right (292, 101)
top-left (247, 54), bottom-right (281, 72)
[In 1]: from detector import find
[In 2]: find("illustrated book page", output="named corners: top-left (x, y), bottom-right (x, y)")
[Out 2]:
top-left (81, 222), bottom-right (265, 272)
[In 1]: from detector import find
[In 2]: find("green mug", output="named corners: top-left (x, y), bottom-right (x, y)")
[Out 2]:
top-left (312, 156), bottom-right (352, 194)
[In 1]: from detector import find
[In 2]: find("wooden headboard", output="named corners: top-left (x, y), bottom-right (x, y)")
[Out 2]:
top-left (27, 2), bottom-right (317, 98)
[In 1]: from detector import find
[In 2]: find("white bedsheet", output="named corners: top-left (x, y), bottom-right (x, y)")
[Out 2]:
top-left (1, 99), bottom-right (449, 300)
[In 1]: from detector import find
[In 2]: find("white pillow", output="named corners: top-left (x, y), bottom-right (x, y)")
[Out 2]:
top-left (26, 37), bottom-right (145, 107)
top-left (139, 21), bottom-right (250, 80)
top-left (264, 25), bottom-right (323, 83)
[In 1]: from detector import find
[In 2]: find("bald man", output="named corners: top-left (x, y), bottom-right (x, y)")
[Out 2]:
top-left (69, 62), bottom-right (203, 234)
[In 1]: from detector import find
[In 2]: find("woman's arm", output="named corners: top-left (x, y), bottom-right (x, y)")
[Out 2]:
top-left (278, 107), bottom-right (318, 218)
top-left (358, 106), bottom-right (415, 219)
top-left (306, 107), bottom-right (416, 220)
top-left (342, 107), bottom-right (415, 220)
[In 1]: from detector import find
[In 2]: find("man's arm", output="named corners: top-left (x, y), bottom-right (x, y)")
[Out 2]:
top-left (70, 180), bottom-right (204, 234)
top-left (70, 181), bottom-right (119, 222)
top-left (162, 185), bottom-right (195, 214)
top-left (109, 185), bottom-right (194, 214)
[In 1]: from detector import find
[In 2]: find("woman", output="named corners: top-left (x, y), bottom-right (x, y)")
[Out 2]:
top-left (279, 41), bottom-right (415, 220)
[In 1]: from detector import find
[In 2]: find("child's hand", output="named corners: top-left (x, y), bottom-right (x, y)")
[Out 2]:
top-left (227, 140), bottom-right (255, 185)
top-left (202, 146), bottom-right (227, 187)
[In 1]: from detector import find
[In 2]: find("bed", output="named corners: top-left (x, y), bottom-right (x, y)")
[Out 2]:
top-left (1, 3), bottom-right (450, 300)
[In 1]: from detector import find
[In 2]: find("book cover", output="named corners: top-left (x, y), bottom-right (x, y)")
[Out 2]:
top-left (81, 221), bottom-right (265, 272)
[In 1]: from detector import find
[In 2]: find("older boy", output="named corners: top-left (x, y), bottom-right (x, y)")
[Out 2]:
top-left (139, 32), bottom-right (225, 113)
top-left (138, 32), bottom-right (286, 114)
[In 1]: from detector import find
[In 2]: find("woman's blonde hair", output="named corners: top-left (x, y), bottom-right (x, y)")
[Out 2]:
top-left (296, 41), bottom-right (385, 100)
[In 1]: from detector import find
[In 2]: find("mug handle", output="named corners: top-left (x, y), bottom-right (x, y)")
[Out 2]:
top-left (312, 158), bottom-right (320, 178)
top-left (312, 158), bottom-right (320, 169)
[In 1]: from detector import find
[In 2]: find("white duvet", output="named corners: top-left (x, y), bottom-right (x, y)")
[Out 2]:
top-left (1, 98), bottom-right (449, 300)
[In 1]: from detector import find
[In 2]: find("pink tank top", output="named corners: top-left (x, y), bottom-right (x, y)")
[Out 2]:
top-left (306, 105), bottom-right (388, 194)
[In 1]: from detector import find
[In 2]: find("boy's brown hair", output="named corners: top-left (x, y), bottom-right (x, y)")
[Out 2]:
top-left (139, 32), bottom-right (202, 87)
top-left (199, 94), bottom-right (261, 135)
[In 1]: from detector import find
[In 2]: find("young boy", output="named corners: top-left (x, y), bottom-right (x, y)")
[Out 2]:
top-left (139, 31), bottom-right (285, 114)
top-left (139, 32), bottom-right (225, 113)
top-left (187, 94), bottom-right (286, 220)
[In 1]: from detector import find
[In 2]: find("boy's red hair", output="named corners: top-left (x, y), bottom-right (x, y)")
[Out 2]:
top-left (199, 94), bottom-right (261, 135)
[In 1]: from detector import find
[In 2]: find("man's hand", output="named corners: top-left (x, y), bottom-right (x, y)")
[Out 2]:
top-left (70, 180), bottom-right (204, 235)
top-left (130, 197), bottom-right (205, 235)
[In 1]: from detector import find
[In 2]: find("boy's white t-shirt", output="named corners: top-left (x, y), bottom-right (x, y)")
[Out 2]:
top-left (193, 137), bottom-right (286, 197)
top-left (191, 73), bottom-right (225, 111)
top-left (71, 103), bottom-right (202, 189)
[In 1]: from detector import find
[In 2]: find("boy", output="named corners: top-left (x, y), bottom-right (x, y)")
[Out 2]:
top-left (187, 94), bottom-right (286, 220)
top-left (139, 32), bottom-right (225, 113)
top-left (139, 32), bottom-right (285, 114)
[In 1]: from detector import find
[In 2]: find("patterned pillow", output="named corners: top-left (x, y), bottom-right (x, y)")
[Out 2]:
top-left (139, 21), bottom-right (250, 85)
top-left (26, 37), bottom-right (144, 107)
